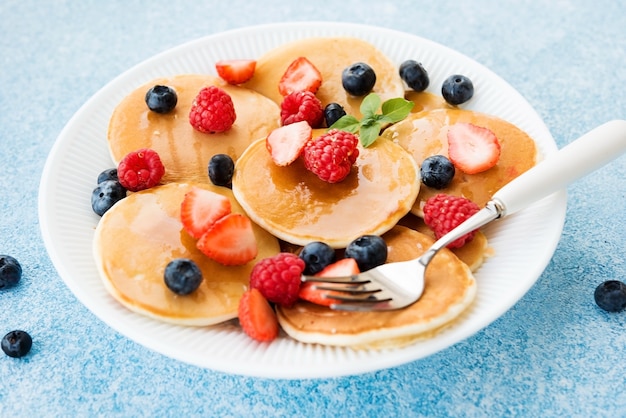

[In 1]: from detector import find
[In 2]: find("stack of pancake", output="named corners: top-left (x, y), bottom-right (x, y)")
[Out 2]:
top-left (94, 37), bottom-right (537, 348)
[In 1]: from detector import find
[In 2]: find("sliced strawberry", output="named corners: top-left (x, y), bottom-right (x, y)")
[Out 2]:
top-left (266, 121), bottom-right (313, 166)
top-left (215, 59), bottom-right (256, 85)
top-left (238, 288), bottom-right (279, 342)
top-left (180, 187), bottom-right (231, 239)
top-left (278, 57), bottom-right (323, 96)
top-left (196, 213), bottom-right (258, 266)
top-left (298, 258), bottom-right (360, 306)
top-left (447, 123), bottom-right (501, 174)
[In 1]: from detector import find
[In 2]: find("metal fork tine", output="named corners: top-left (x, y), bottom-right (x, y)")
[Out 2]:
top-left (301, 275), bottom-right (370, 285)
top-left (313, 285), bottom-right (382, 295)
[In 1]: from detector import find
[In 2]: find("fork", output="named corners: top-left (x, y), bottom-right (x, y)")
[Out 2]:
top-left (301, 119), bottom-right (626, 311)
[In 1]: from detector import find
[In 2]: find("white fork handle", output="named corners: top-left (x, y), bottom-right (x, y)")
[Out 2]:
top-left (493, 120), bottom-right (626, 216)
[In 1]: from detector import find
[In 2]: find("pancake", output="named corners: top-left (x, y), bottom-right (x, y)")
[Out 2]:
top-left (107, 74), bottom-right (280, 184)
top-left (231, 134), bottom-right (420, 248)
top-left (93, 182), bottom-right (280, 326)
top-left (243, 37), bottom-right (405, 119)
top-left (276, 225), bottom-right (477, 349)
top-left (405, 91), bottom-right (453, 114)
top-left (381, 108), bottom-right (538, 216)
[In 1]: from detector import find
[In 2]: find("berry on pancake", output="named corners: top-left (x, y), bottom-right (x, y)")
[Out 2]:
top-left (441, 74), bottom-right (474, 105)
top-left (302, 129), bottom-right (359, 183)
top-left (196, 213), bottom-right (258, 266)
top-left (189, 86), bottom-right (236, 133)
top-left (298, 258), bottom-right (360, 307)
top-left (117, 148), bottom-right (165, 192)
top-left (215, 59), bottom-right (256, 85)
top-left (145, 85), bottom-right (178, 114)
top-left (280, 90), bottom-right (324, 127)
top-left (238, 288), bottom-right (279, 342)
top-left (278, 56), bottom-right (322, 96)
top-left (180, 187), bottom-right (232, 239)
top-left (266, 121), bottom-right (312, 166)
top-left (207, 154), bottom-right (235, 188)
top-left (423, 194), bottom-right (480, 248)
top-left (447, 122), bottom-right (501, 174)
top-left (250, 253), bottom-right (305, 306)
top-left (299, 241), bottom-right (336, 275)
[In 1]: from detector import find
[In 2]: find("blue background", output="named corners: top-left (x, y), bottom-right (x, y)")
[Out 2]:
top-left (1, 1), bottom-right (625, 416)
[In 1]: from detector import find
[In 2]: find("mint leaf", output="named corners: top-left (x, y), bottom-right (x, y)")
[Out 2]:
top-left (381, 97), bottom-right (413, 123)
top-left (329, 115), bottom-right (360, 132)
top-left (327, 93), bottom-right (413, 148)
top-left (359, 121), bottom-right (382, 147)
top-left (359, 93), bottom-right (381, 118)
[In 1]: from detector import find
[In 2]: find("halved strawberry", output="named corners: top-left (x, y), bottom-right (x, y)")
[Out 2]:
top-left (215, 59), bottom-right (256, 85)
top-left (196, 213), bottom-right (258, 266)
top-left (447, 123), bottom-right (501, 174)
top-left (266, 121), bottom-right (313, 166)
top-left (278, 57), bottom-right (322, 96)
top-left (238, 288), bottom-right (279, 342)
top-left (298, 258), bottom-right (360, 306)
top-left (180, 187), bottom-right (231, 239)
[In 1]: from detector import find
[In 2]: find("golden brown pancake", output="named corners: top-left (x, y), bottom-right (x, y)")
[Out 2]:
top-left (381, 108), bottom-right (537, 216)
top-left (93, 182), bottom-right (280, 326)
top-left (405, 91), bottom-right (453, 114)
top-left (276, 225), bottom-right (477, 349)
top-left (231, 135), bottom-right (420, 248)
top-left (107, 74), bottom-right (280, 184)
top-left (243, 37), bottom-right (405, 119)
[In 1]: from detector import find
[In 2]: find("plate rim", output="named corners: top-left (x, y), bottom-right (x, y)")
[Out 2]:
top-left (38, 21), bottom-right (567, 379)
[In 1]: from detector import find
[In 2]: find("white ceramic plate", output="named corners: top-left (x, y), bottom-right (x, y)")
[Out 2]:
top-left (38, 22), bottom-right (566, 379)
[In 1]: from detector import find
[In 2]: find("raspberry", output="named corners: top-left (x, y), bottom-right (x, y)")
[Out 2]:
top-left (280, 90), bottom-right (324, 128)
top-left (117, 148), bottom-right (165, 192)
top-left (189, 86), bottom-right (236, 133)
top-left (249, 252), bottom-right (305, 306)
top-left (302, 129), bottom-right (360, 183)
top-left (423, 193), bottom-right (480, 248)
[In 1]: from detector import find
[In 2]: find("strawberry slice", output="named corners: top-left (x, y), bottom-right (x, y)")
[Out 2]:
top-left (298, 258), bottom-right (360, 306)
top-left (266, 121), bottom-right (313, 166)
top-left (215, 59), bottom-right (256, 85)
top-left (196, 213), bottom-right (258, 266)
top-left (238, 288), bottom-right (279, 342)
top-left (278, 57), bottom-right (322, 96)
top-left (180, 187), bottom-right (231, 239)
top-left (447, 122), bottom-right (501, 174)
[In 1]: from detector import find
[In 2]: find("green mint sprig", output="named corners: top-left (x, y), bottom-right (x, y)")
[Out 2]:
top-left (329, 93), bottom-right (413, 147)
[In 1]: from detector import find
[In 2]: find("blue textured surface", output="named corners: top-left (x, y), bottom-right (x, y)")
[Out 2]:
top-left (1, 0), bottom-right (625, 416)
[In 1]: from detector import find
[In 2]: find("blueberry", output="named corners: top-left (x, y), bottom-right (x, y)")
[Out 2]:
top-left (91, 180), bottom-right (127, 216)
top-left (97, 168), bottom-right (118, 184)
top-left (1, 330), bottom-right (32, 358)
top-left (420, 155), bottom-right (456, 189)
top-left (441, 74), bottom-right (474, 105)
top-left (299, 241), bottom-right (336, 275)
top-left (342, 62), bottom-right (377, 96)
top-left (164, 258), bottom-right (203, 295)
top-left (594, 280), bottom-right (626, 312)
top-left (0, 255), bottom-right (22, 290)
top-left (324, 102), bottom-right (347, 128)
top-left (208, 154), bottom-right (235, 187)
top-left (145, 85), bottom-right (178, 113)
top-left (344, 235), bottom-right (387, 272)
top-left (399, 60), bottom-right (430, 92)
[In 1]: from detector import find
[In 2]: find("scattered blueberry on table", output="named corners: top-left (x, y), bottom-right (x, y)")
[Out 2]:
top-left (0, 255), bottom-right (22, 289)
top-left (2, 330), bottom-right (32, 358)
top-left (594, 280), bottom-right (626, 312)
